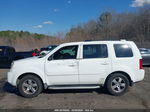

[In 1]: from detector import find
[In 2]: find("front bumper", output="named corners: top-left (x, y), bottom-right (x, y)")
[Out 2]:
top-left (7, 71), bottom-right (17, 87)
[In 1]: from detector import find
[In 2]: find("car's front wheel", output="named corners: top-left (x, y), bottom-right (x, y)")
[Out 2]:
top-left (106, 73), bottom-right (129, 96)
top-left (18, 75), bottom-right (43, 98)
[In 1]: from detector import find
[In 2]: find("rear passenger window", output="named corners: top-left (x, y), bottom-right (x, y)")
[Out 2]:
top-left (83, 44), bottom-right (108, 59)
top-left (114, 44), bottom-right (133, 58)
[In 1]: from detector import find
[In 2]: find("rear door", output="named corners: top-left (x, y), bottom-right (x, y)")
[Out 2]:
top-left (79, 44), bottom-right (111, 84)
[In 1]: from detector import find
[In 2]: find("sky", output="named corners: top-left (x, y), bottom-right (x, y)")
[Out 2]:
top-left (0, 0), bottom-right (150, 35)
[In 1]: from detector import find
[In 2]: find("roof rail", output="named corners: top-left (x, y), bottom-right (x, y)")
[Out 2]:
top-left (120, 39), bottom-right (126, 41)
top-left (84, 40), bottom-right (93, 42)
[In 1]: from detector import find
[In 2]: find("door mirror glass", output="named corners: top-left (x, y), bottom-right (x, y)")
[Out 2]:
top-left (48, 55), bottom-right (53, 61)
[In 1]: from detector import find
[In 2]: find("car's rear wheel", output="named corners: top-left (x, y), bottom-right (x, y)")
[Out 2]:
top-left (106, 73), bottom-right (129, 96)
top-left (18, 75), bottom-right (43, 98)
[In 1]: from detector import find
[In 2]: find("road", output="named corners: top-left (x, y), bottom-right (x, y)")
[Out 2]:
top-left (0, 68), bottom-right (150, 109)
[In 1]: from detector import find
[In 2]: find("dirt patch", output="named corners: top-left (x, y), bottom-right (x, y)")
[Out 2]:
top-left (0, 78), bottom-right (7, 100)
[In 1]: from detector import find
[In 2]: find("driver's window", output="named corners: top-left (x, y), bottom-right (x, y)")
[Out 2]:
top-left (53, 45), bottom-right (78, 60)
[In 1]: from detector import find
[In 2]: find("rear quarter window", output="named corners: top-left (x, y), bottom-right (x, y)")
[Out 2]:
top-left (114, 44), bottom-right (133, 58)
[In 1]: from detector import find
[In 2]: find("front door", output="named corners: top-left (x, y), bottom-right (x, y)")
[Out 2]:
top-left (45, 45), bottom-right (79, 85)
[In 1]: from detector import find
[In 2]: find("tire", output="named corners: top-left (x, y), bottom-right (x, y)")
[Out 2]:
top-left (106, 73), bottom-right (129, 96)
top-left (18, 75), bottom-right (43, 98)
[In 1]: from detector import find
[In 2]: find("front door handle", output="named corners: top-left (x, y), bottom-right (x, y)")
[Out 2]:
top-left (68, 64), bottom-right (76, 67)
top-left (101, 62), bottom-right (109, 65)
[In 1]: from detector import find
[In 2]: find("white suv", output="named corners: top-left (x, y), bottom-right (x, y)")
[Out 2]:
top-left (7, 41), bottom-right (145, 98)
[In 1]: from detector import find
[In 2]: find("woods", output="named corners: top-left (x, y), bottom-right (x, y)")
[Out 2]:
top-left (0, 7), bottom-right (150, 50)
top-left (0, 31), bottom-right (63, 51)
top-left (66, 7), bottom-right (150, 47)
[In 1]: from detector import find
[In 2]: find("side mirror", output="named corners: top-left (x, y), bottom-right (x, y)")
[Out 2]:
top-left (48, 55), bottom-right (53, 61)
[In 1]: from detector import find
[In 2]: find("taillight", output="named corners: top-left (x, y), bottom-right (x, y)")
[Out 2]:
top-left (139, 59), bottom-right (143, 69)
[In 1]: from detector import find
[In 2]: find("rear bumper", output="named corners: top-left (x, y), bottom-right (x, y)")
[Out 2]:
top-left (134, 69), bottom-right (145, 83)
top-left (7, 71), bottom-right (17, 87)
top-left (130, 69), bottom-right (145, 86)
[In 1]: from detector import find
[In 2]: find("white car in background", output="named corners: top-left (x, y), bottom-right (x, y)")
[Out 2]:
top-left (7, 40), bottom-right (145, 98)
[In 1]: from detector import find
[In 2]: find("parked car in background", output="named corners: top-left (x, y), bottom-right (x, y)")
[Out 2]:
top-left (39, 45), bottom-right (58, 56)
top-left (31, 45), bottom-right (58, 56)
top-left (40, 45), bottom-right (58, 52)
top-left (7, 40), bottom-right (145, 98)
top-left (139, 48), bottom-right (150, 66)
top-left (0, 46), bottom-right (33, 68)
top-left (31, 49), bottom-right (41, 56)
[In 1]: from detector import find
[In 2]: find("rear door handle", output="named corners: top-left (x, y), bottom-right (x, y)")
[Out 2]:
top-left (68, 64), bottom-right (76, 67)
top-left (68, 63), bottom-right (77, 67)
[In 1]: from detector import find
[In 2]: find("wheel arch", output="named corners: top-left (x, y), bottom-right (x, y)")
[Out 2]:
top-left (105, 71), bottom-right (133, 86)
top-left (17, 72), bottom-right (45, 88)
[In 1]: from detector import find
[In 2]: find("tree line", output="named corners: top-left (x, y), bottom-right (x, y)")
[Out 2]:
top-left (0, 6), bottom-right (149, 50)
top-left (0, 31), bottom-right (62, 51)
top-left (65, 6), bottom-right (150, 47)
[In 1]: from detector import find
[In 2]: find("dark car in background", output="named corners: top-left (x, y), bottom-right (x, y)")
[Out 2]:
top-left (0, 46), bottom-right (33, 68)
top-left (40, 45), bottom-right (57, 52)
top-left (139, 48), bottom-right (150, 66)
